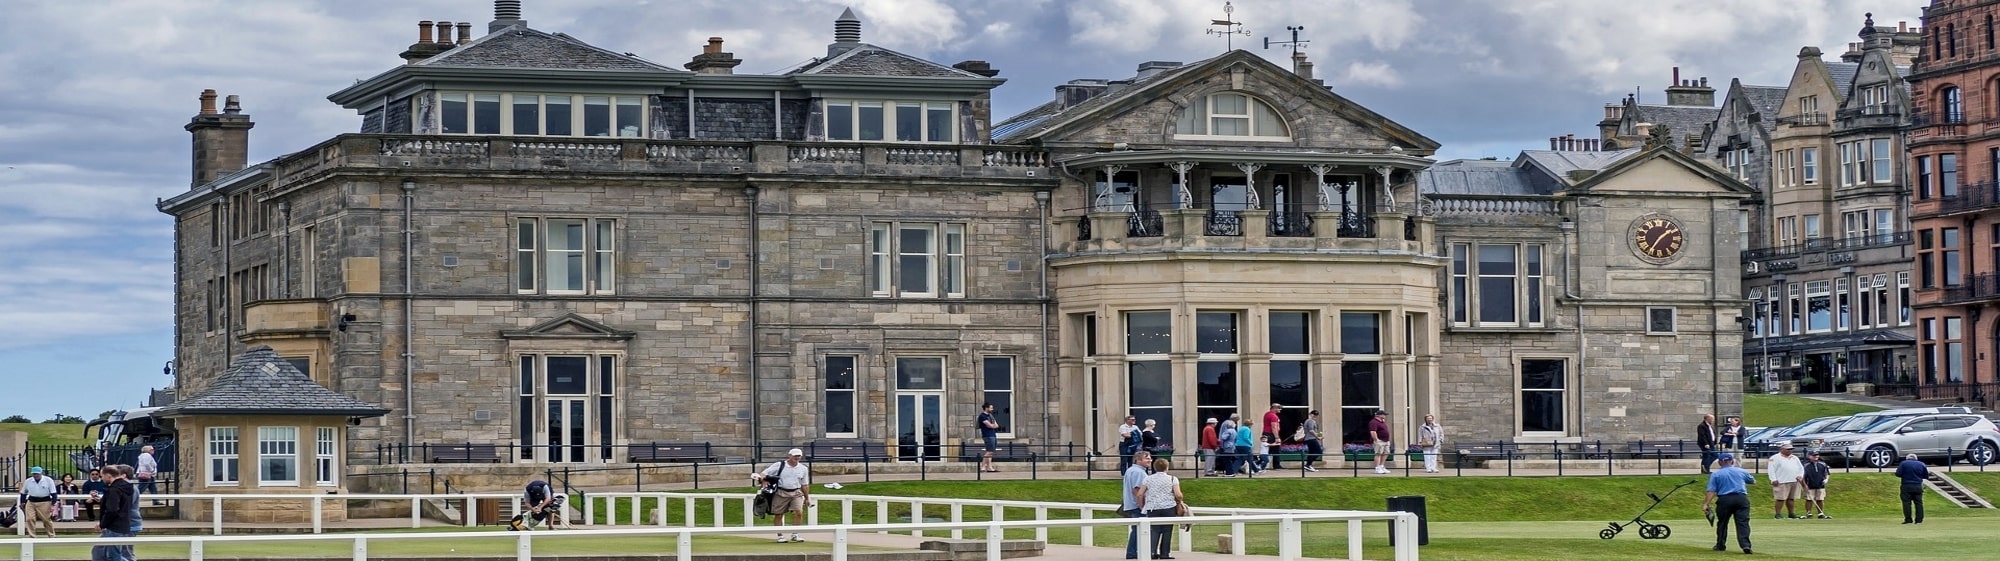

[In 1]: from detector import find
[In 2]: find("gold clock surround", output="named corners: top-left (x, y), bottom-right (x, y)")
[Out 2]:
top-left (1630, 214), bottom-right (1686, 264)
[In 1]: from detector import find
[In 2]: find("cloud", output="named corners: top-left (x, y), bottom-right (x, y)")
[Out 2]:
top-left (1340, 61), bottom-right (1404, 88)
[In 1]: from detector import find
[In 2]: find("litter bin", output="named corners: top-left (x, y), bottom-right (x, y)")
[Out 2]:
top-left (1386, 495), bottom-right (1429, 546)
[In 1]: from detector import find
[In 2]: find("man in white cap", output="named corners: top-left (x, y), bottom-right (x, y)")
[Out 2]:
top-left (18, 466), bottom-right (60, 538)
top-left (756, 448), bottom-right (813, 542)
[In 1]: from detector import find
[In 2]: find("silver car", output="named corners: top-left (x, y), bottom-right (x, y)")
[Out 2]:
top-left (1813, 414), bottom-right (2000, 468)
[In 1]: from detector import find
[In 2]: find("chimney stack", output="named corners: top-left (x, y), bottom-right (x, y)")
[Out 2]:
top-left (952, 60), bottom-right (1000, 77)
top-left (1664, 69), bottom-right (1716, 107)
top-left (457, 22), bottom-right (472, 44)
top-left (186, 89), bottom-right (255, 188)
top-left (829, 8), bottom-right (863, 58)
top-left (490, 0), bottom-right (527, 33)
top-left (401, 20), bottom-right (453, 63)
top-left (684, 37), bottom-right (744, 74)
top-left (1292, 51), bottom-right (1315, 81)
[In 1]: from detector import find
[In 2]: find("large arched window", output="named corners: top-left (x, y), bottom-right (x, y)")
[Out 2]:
top-left (1175, 92), bottom-right (1290, 139)
top-left (1944, 86), bottom-right (1964, 122)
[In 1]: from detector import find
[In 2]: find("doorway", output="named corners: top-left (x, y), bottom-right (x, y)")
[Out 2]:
top-left (896, 357), bottom-right (946, 461)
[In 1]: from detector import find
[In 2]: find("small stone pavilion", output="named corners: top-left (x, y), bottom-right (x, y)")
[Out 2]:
top-left (158, 346), bottom-right (389, 523)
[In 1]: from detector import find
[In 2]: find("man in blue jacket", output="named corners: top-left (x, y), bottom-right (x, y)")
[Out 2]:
top-left (1895, 453), bottom-right (1929, 524)
top-left (1701, 453), bottom-right (1756, 554)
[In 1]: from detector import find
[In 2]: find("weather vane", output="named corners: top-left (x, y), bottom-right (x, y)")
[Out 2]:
top-left (1265, 25), bottom-right (1308, 56)
top-left (1206, 1), bottom-right (1250, 51)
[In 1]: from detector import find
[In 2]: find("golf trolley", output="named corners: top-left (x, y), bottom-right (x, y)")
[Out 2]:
top-left (1599, 479), bottom-right (1698, 540)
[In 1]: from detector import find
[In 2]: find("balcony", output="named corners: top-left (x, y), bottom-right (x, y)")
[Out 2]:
top-left (1775, 112), bottom-right (1829, 127)
top-left (268, 134), bottom-right (1053, 188)
top-left (1914, 181), bottom-right (2000, 218)
top-left (1060, 203), bottom-right (1427, 255)
top-left (1741, 232), bottom-right (1912, 261)
top-left (1906, 110), bottom-right (1967, 141)
top-left (1940, 273), bottom-right (2000, 305)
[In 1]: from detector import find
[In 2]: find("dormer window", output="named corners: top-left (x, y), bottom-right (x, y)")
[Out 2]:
top-left (1175, 92), bottom-right (1289, 139)
top-left (438, 92), bottom-right (645, 137)
top-left (825, 100), bottom-right (956, 142)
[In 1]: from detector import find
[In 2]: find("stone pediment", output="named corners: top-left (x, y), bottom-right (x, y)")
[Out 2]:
top-left (998, 50), bottom-right (1438, 154)
top-left (1566, 147), bottom-right (1755, 197)
top-left (500, 313), bottom-right (635, 340)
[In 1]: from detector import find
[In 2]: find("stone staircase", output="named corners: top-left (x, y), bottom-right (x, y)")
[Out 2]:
top-left (1925, 473), bottom-right (1993, 508)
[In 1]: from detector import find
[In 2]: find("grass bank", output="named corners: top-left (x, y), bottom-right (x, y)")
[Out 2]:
top-left (1741, 393), bottom-right (1880, 427)
top-left (0, 422), bottom-right (95, 447)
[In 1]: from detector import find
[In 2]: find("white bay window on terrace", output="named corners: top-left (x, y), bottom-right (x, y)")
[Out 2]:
top-left (826, 100), bottom-right (955, 142)
top-left (439, 92), bottom-right (644, 137)
top-left (1450, 243), bottom-right (1545, 327)
top-left (516, 218), bottom-right (616, 295)
top-left (870, 222), bottom-right (965, 298)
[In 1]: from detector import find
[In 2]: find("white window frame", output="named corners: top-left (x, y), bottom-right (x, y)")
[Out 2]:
top-left (1802, 147), bottom-right (1819, 184)
top-left (315, 426), bottom-right (337, 487)
top-left (1839, 141), bottom-right (1859, 186)
top-left (1804, 214), bottom-right (1822, 242)
top-left (1836, 277), bottom-right (1851, 331)
top-left (981, 356), bottom-right (1016, 439)
top-left (869, 222), bottom-right (966, 298)
top-left (1871, 138), bottom-right (1894, 183)
top-left (515, 217), bottom-right (616, 295)
top-left (1175, 92), bottom-right (1292, 140)
top-left (824, 100), bottom-right (956, 143)
top-left (258, 426), bottom-right (300, 486)
top-left (823, 355), bottom-right (860, 438)
top-left (1516, 356), bottom-right (1573, 438)
top-left (1646, 306), bottom-right (1678, 335)
top-left (1450, 242), bottom-right (1544, 328)
top-left (1805, 280), bottom-right (1832, 333)
top-left (1777, 216), bottom-right (1797, 247)
top-left (207, 426), bottom-right (240, 486)
top-left (439, 92), bottom-right (645, 137)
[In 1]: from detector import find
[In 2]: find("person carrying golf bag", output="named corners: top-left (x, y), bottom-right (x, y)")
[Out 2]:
top-left (509, 479), bottom-right (561, 531)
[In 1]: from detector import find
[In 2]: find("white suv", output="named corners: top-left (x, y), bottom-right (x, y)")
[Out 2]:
top-left (1814, 414), bottom-right (2000, 468)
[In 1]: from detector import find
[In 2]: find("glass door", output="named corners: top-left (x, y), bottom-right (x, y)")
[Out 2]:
top-left (895, 357), bottom-right (946, 461)
top-left (544, 398), bottom-right (587, 463)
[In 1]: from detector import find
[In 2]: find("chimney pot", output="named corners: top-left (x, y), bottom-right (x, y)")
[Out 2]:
top-left (1900, 21), bottom-right (1908, 32)
top-left (199, 89), bottom-right (218, 115)
top-left (457, 22), bottom-right (472, 44)
top-left (437, 21), bottom-right (453, 44)
top-left (705, 37), bottom-right (723, 54)
top-left (1550, 137), bottom-right (1560, 150)
top-left (419, 21), bottom-right (435, 44)
top-left (495, 0), bottom-right (522, 20)
top-left (1672, 66), bottom-right (1681, 85)
top-left (223, 95), bottom-right (241, 114)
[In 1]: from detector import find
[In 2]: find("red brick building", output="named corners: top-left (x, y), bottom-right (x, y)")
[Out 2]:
top-left (1908, 0), bottom-right (2000, 401)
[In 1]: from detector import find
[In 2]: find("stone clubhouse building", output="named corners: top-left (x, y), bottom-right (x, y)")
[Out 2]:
top-left (159, 1), bottom-right (1748, 471)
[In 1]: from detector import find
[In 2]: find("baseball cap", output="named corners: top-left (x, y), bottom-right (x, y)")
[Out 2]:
top-left (787, 448), bottom-right (804, 457)
top-left (1374, 409), bottom-right (1388, 416)
top-left (1779, 442), bottom-right (1795, 450)
top-left (29, 466), bottom-right (43, 475)
top-left (1205, 418), bottom-right (1217, 424)
top-left (1716, 452), bottom-right (1736, 462)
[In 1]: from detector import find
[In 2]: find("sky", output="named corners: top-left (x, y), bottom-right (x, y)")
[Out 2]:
top-left (0, 0), bottom-right (1926, 419)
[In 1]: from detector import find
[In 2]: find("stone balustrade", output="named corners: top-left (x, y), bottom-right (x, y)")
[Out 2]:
top-left (1058, 208), bottom-right (1433, 254)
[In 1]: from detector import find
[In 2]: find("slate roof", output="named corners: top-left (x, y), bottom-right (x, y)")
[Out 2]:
top-left (417, 26), bottom-right (682, 72)
top-left (1418, 159), bottom-right (1539, 196)
top-left (991, 101), bottom-right (1061, 141)
top-left (1826, 61), bottom-right (1860, 100)
top-left (1520, 149), bottom-right (1642, 180)
top-left (1627, 104), bottom-right (1717, 149)
top-left (157, 346), bottom-right (390, 418)
top-left (990, 57), bottom-right (1209, 143)
top-left (790, 45), bottom-right (984, 78)
top-left (1742, 85), bottom-right (1788, 135)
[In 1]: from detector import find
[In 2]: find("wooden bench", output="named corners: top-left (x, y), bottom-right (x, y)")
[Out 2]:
top-left (1627, 440), bottom-right (1698, 459)
top-left (429, 443), bottom-right (502, 463)
top-left (804, 440), bottom-right (890, 462)
top-left (1454, 442), bottom-right (1518, 460)
top-left (629, 442), bottom-right (715, 463)
top-left (957, 442), bottom-right (1036, 463)
top-left (1566, 441), bottom-right (1608, 459)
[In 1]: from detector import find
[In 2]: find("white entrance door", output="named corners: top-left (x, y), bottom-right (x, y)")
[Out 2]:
top-left (895, 357), bottom-right (946, 461)
top-left (544, 398), bottom-right (587, 463)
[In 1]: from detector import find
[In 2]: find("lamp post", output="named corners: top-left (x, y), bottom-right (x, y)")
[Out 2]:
top-left (1765, 274), bottom-right (1786, 394)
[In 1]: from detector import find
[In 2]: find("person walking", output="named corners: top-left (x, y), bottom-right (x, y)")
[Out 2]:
top-left (1137, 457), bottom-right (1185, 560)
top-left (1767, 443), bottom-right (1805, 519)
top-left (1418, 415), bottom-right (1443, 473)
top-left (1299, 411), bottom-right (1323, 472)
top-left (1140, 419), bottom-right (1161, 454)
top-left (1117, 416), bottom-right (1141, 472)
top-left (756, 449), bottom-right (814, 542)
top-left (1801, 450), bottom-right (1831, 519)
top-left (1217, 416), bottom-right (1240, 476)
top-left (1262, 403), bottom-right (1286, 470)
top-left (135, 446), bottom-right (160, 506)
top-left (1232, 415), bottom-right (1257, 476)
top-left (1701, 453), bottom-right (1756, 555)
top-left (18, 466), bottom-right (60, 538)
top-left (1368, 410), bottom-right (1393, 474)
top-left (93, 465), bottom-right (137, 561)
top-left (1198, 418), bottom-right (1220, 476)
top-left (1895, 453), bottom-right (1929, 524)
top-left (1697, 413), bottom-right (1719, 474)
top-left (1720, 417), bottom-right (1743, 451)
top-left (1121, 450), bottom-right (1154, 560)
top-left (977, 403), bottom-right (1001, 473)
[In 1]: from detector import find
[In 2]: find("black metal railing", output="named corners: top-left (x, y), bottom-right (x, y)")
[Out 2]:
top-left (1908, 110), bottom-right (1967, 127)
top-left (1775, 112), bottom-right (1829, 126)
top-left (1268, 210), bottom-right (1313, 237)
top-left (1127, 208), bottom-right (1163, 238)
top-left (0, 454), bottom-right (18, 492)
top-left (1871, 381), bottom-right (2000, 410)
top-left (1927, 181), bottom-right (2000, 216)
top-left (1335, 209), bottom-right (1374, 238)
top-left (1941, 273), bottom-right (2000, 304)
top-left (1075, 215), bottom-right (1092, 241)
top-left (1741, 231), bottom-right (1913, 261)
top-left (1404, 217), bottom-right (1418, 241)
top-left (1205, 210), bottom-right (1242, 236)
top-left (1836, 106), bottom-right (1904, 120)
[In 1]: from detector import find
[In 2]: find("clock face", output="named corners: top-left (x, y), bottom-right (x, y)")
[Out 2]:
top-left (1633, 216), bottom-right (1686, 261)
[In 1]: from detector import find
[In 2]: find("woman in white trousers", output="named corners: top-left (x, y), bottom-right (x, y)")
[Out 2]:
top-left (1418, 415), bottom-right (1443, 473)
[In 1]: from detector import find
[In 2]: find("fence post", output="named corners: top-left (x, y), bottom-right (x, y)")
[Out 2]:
top-left (517, 531), bottom-right (532, 561)
top-left (833, 527), bottom-right (849, 561)
top-left (429, 468), bottom-right (437, 494)
top-left (987, 522), bottom-right (1004, 561)
top-left (1079, 507), bottom-right (1093, 546)
top-left (212, 496), bottom-right (224, 535)
top-left (1343, 519), bottom-right (1359, 560)
top-left (352, 534), bottom-right (368, 561)
top-left (1233, 519), bottom-right (1248, 555)
top-left (312, 495), bottom-right (324, 534)
top-left (410, 494), bottom-right (421, 528)
top-left (951, 502), bottom-right (964, 539)
top-left (1278, 516), bottom-right (1298, 561)
top-left (1035, 506), bottom-right (1048, 543)
top-left (190, 537), bottom-right (205, 561)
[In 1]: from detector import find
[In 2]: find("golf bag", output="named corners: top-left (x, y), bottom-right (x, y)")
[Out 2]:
top-left (507, 495), bottom-right (566, 531)
top-left (1, 505), bottom-right (16, 529)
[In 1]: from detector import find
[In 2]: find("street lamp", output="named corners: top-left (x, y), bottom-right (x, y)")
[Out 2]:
top-left (1765, 274), bottom-right (1786, 393)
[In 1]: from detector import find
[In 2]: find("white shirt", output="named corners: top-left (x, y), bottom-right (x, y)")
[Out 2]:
top-left (137, 452), bottom-right (158, 476)
top-left (1768, 453), bottom-right (1805, 483)
top-left (1118, 422), bottom-right (1138, 439)
top-left (19, 475), bottom-right (58, 499)
top-left (763, 461), bottom-right (810, 490)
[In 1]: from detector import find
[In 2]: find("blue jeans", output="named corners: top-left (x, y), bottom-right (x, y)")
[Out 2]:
top-left (1218, 447), bottom-right (1238, 474)
top-left (93, 529), bottom-right (135, 561)
top-left (1123, 508), bottom-right (1145, 559)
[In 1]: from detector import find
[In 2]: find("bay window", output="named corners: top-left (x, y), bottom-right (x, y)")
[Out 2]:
top-left (438, 92), bottom-right (643, 137)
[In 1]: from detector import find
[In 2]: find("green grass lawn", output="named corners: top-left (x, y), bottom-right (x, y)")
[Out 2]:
top-left (0, 422), bottom-right (96, 447)
top-left (1942, 469), bottom-right (2000, 499)
top-left (1741, 393), bottom-right (1881, 427)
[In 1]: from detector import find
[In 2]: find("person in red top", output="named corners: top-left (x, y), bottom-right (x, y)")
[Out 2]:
top-left (1262, 403), bottom-right (1286, 469)
top-left (1199, 418), bottom-right (1221, 476)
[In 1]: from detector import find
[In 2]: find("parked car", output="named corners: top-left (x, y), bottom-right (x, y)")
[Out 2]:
top-left (1813, 414), bottom-right (2000, 468)
top-left (1786, 407), bottom-right (1973, 451)
top-left (1742, 416), bottom-right (1847, 455)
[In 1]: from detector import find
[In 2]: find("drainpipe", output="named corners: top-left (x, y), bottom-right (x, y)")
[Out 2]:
top-left (1711, 202), bottom-right (1724, 418)
top-left (222, 199), bottom-right (234, 360)
top-left (278, 201), bottom-right (291, 297)
top-left (745, 184), bottom-right (761, 457)
top-left (402, 178), bottom-right (418, 444)
top-left (1035, 190), bottom-right (1052, 443)
top-left (1561, 207), bottom-right (1584, 437)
